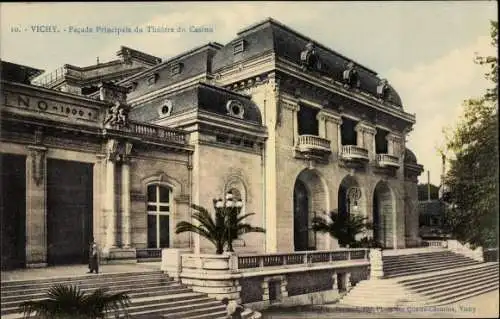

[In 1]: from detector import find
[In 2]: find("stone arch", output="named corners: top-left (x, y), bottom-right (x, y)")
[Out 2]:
top-left (293, 168), bottom-right (329, 251)
top-left (222, 174), bottom-right (248, 206)
top-left (372, 180), bottom-right (396, 248)
top-left (337, 174), bottom-right (364, 217)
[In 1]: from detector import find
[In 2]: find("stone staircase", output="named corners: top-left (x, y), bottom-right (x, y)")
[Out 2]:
top-left (0, 270), bottom-right (228, 319)
top-left (338, 250), bottom-right (499, 308)
top-left (382, 250), bottom-right (480, 278)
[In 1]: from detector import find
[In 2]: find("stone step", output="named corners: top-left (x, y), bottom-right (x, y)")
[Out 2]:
top-left (1, 273), bottom-right (169, 294)
top-left (121, 299), bottom-right (225, 318)
top-left (1, 286), bottom-right (193, 313)
top-left (382, 252), bottom-right (455, 261)
top-left (0, 270), bottom-right (163, 288)
top-left (1, 277), bottom-right (174, 297)
top-left (398, 263), bottom-right (498, 285)
top-left (422, 274), bottom-right (499, 299)
top-left (431, 281), bottom-right (500, 305)
top-left (383, 257), bottom-right (477, 270)
top-left (384, 260), bottom-right (478, 278)
top-left (411, 270), bottom-right (499, 294)
top-left (161, 304), bottom-right (227, 319)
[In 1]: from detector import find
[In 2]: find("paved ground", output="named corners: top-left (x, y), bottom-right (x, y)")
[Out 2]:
top-left (261, 290), bottom-right (499, 318)
top-left (1, 262), bottom-right (161, 282)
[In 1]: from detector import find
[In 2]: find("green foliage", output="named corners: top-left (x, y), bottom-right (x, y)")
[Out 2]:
top-left (176, 204), bottom-right (265, 254)
top-left (312, 210), bottom-right (372, 247)
top-left (443, 20), bottom-right (499, 248)
top-left (417, 183), bottom-right (440, 201)
top-left (350, 236), bottom-right (381, 248)
top-left (18, 284), bottom-right (131, 319)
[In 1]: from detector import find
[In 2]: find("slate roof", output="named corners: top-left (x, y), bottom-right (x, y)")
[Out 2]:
top-left (1, 60), bottom-right (44, 84)
top-left (404, 148), bottom-right (418, 164)
top-left (212, 18), bottom-right (403, 107)
top-left (129, 82), bottom-right (262, 125)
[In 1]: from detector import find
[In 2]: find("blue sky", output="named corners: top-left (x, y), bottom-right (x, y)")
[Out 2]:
top-left (1, 1), bottom-right (497, 185)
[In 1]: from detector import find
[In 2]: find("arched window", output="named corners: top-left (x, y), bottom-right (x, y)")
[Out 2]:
top-left (147, 184), bottom-right (172, 248)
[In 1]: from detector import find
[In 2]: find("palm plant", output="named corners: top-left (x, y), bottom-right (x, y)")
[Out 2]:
top-left (176, 203), bottom-right (265, 254)
top-left (18, 284), bottom-right (131, 319)
top-left (312, 210), bottom-right (372, 248)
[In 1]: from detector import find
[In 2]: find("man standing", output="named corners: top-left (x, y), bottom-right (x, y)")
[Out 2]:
top-left (88, 241), bottom-right (99, 274)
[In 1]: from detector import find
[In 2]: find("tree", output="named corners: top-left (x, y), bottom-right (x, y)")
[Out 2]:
top-left (442, 20), bottom-right (498, 248)
top-left (312, 210), bottom-right (372, 248)
top-left (18, 284), bottom-right (130, 319)
top-left (175, 203), bottom-right (265, 254)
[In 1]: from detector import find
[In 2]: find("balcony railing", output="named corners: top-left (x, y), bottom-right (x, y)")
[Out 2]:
top-left (237, 249), bottom-right (369, 270)
top-left (376, 154), bottom-right (400, 168)
top-left (296, 135), bottom-right (331, 154)
top-left (136, 248), bottom-right (161, 259)
top-left (341, 145), bottom-right (369, 161)
top-left (121, 121), bottom-right (187, 144)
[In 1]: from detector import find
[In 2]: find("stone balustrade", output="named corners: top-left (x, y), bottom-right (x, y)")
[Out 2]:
top-left (341, 145), bottom-right (369, 161)
top-left (237, 249), bottom-right (368, 270)
top-left (296, 135), bottom-right (331, 152)
top-left (376, 153), bottom-right (400, 168)
top-left (123, 121), bottom-right (187, 144)
top-left (422, 240), bottom-right (448, 248)
top-left (447, 239), bottom-right (484, 262)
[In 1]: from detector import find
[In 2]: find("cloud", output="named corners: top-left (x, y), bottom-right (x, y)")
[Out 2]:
top-left (387, 35), bottom-right (495, 185)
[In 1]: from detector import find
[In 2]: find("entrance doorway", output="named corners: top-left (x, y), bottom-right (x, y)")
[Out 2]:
top-left (0, 154), bottom-right (26, 270)
top-left (293, 180), bottom-right (309, 251)
top-left (47, 159), bottom-right (93, 265)
top-left (373, 181), bottom-right (394, 248)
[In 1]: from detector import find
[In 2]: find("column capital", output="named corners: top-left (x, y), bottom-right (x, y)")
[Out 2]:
top-left (27, 145), bottom-right (47, 187)
top-left (280, 98), bottom-right (300, 112)
top-left (386, 132), bottom-right (403, 142)
top-left (355, 121), bottom-right (377, 135)
top-left (106, 139), bottom-right (119, 162)
top-left (318, 109), bottom-right (342, 124)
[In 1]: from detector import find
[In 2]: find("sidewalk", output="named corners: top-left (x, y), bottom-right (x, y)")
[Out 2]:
top-left (1, 262), bottom-right (161, 282)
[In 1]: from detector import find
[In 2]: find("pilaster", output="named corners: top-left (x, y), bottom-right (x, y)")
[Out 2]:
top-left (104, 139), bottom-right (118, 253)
top-left (26, 145), bottom-right (47, 267)
top-left (121, 142), bottom-right (133, 248)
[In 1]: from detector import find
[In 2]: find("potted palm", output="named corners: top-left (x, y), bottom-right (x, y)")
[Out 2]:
top-left (312, 209), bottom-right (372, 248)
top-left (176, 199), bottom-right (265, 254)
top-left (18, 284), bottom-right (130, 319)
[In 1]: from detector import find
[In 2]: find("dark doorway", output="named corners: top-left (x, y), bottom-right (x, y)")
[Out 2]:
top-left (338, 184), bottom-right (348, 216)
top-left (293, 180), bottom-right (309, 251)
top-left (0, 154), bottom-right (26, 270)
top-left (47, 159), bottom-right (93, 265)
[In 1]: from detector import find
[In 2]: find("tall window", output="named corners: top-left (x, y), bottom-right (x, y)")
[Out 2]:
top-left (375, 128), bottom-right (389, 154)
top-left (298, 105), bottom-right (319, 136)
top-left (340, 117), bottom-right (358, 146)
top-left (147, 184), bottom-right (171, 248)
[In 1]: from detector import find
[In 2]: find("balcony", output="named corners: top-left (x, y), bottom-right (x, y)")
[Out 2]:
top-left (295, 135), bottom-right (331, 162)
top-left (341, 145), bottom-right (369, 162)
top-left (376, 154), bottom-right (400, 168)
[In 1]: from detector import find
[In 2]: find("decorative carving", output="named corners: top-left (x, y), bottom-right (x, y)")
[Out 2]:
top-left (226, 100), bottom-right (245, 119)
top-left (159, 99), bottom-right (173, 117)
top-left (342, 62), bottom-right (360, 89)
top-left (106, 139), bottom-right (119, 162)
top-left (347, 186), bottom-right (362, 204)
top-left (121, 47), bottom-right (133, 64)
top-left (104, 101), bottom-right (129, 128)
top-left (121, 142), bottom-right (133, 163)
top-left (34, 127), bottom-right (44, 145)
top-left (29, 147), bottom-right (46, 186)
top-left (377, 79), bottom-right (390, 100)
top-left (147, 73), bottom-right (159, 86)
top-left (300, 42), bottom-right (321, 71)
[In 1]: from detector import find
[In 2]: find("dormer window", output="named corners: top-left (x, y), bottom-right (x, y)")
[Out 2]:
top-left (233, 40), bottom-right (245, 54)
top-left (226, 100), bottom-right (244, 119)
top-left (127, 81), bottom-right (138, 92)
top-left (170, 63), bottom-right (183, 76)
top-left (147, 73), bottom-right (159, 86)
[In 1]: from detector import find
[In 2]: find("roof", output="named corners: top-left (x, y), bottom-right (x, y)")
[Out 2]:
top-left (212, 18), bottom-right (403, 107)
top-left (1, 60), bottom-right (44, 84)
top-left (129, 82), bottom-right (262, 125)
top-left (404, 148), bottom-right (418, 164)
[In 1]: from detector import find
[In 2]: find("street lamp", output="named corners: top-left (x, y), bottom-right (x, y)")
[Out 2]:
top-left (213, 191), bottom-right (243, 253)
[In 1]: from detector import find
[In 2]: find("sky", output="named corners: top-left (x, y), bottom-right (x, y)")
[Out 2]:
top-left (1, 1), bottom-right (497, 185)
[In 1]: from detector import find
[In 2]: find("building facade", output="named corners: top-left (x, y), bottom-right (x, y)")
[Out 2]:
top-left (1, 18), bottom-right (423, 269)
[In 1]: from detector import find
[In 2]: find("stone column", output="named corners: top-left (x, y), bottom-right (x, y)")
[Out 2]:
top-left (319, 110), bottom-right (342, 155)
top-left (386, 132), bottom-right (403, 157)
top-left (121, 142), bottom-right (133, 248)
top-left (26, 145), bottom-right (47, 267)
top-left (316, 113), bottom-right (326, 138)
top-left (369, 248), bottom-right (384, 279)
top-left (355, 122), bottom-right (377, 159)
top-left (292, 104), bottom-right (300, 145)
top-left (104, 140), bottom-right (118, 252)
top-left (332, 271), bottom-right (339, 293)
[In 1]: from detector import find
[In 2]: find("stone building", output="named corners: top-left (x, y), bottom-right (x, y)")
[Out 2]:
top-left (0, 18), bottom-right (423, 269)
